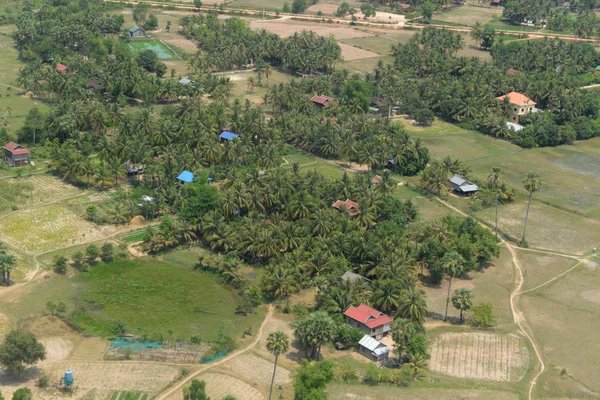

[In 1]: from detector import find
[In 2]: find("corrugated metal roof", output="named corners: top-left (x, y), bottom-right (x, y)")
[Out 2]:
top-left (450, 175), bottom-right (466, 186)
top-left (177, 170), bottom-right (195, 183)
top-left (358, 335), bottom-right (382, 352)
top-left (219, 131), bottom-right (239, 141)
top-left (459, 184), bottom-right (479, 192)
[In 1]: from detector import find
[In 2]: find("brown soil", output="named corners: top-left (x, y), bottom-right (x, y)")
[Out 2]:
top-left (39, 338), bottom-right (74, 361)
top-left (338, 42), bottom-right (380, 61)
top-left (306, 3), bottom-right (339, 14)
top-left (581, 289), bottom-right (600, 304)
top-left (249, 20), bottom-right (373, 40)
top-left (429, 332), bottom-right (529, 382)
top-left (163, 38), bottom-right (199, 53)
top-left (222, 353), bottom-right (291, 385)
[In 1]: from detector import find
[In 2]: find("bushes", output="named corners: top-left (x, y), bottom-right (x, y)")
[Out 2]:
top-left (363, 363), bottom-right (412, 387)
top-left (334, 324), bottom-right (363, 348)
top-left (469, 302), bottom-right (498, 329)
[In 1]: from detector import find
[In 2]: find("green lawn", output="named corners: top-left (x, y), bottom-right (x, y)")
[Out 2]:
top-left (340, 56), bottom-right (394, 74)
top-left (128, 40), bottom-right (178, 60)
top-left (341, 36), bottom-right (395, 55)
top-left (72, 257), bottom-right (261, 341)
top-left (434, 5), bottom-right (500, 26)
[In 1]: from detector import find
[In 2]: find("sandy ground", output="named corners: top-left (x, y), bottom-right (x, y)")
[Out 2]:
top-left (222, 353), bottom-right (291, 385)
top-left (354, 11), bottom-right (406, 24)
top-left (338, 42), bottom-right (380, 60)
top-left (581, 289), bottom-right (600, 304)
top-left (39, 338), bottom-right (74, 361)
top-left (429, 332), bottom-right (529, 382)
top-left (249, 20), bottom-right (373, 40)
top-left (164, 38), bottom-right (198, 53)
top-left (45, 362), bottom-right (180, 393)
top-left (257, 316), bottom-right (294, 352)
top-left (306, 3), bottom-right (339, 14)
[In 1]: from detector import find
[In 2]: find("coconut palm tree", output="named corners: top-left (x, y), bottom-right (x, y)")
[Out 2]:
top-left (398, 286), bottom-right (428, 324)
top-left (266, 330), bottom-right (289, 400)
top-left (441, 251), bottom-right (466, 321)
top-left (487, 167), bottom-right (503, 240)
top-left (521, 172), bottom-right (542, 246)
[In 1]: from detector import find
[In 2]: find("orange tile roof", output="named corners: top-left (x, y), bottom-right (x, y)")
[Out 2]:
top-left (496, 91), bottom-right (535, 107)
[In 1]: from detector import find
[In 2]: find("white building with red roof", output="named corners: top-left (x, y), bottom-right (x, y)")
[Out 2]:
top-left (497, 91), bottom-right (536, 123)
top-left (3, 142), bottom-right (30, 167)
top-left (344, 304), bottom-right (392, 339)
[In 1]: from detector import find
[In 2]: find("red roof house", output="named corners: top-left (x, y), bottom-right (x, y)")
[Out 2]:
top-left (344, 304), bottom-right (392, 339)
top-left (3, 142), bottom-right (30, 167)
top-left (506, 68), bottom-right (520, 75)
top-left (56, 63), bottom-right (68, 73)
top-left (311, 95), bottom-right (338, 107)
top-left (333, 199), bottom-right (361, 216)
top-left (399, 3), bottom-right (411, 9)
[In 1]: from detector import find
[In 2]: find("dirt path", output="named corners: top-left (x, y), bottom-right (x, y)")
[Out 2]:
top-left (156, 305), bottom-right (274, 400)
top-left (430, 196), bottom-right (547, 400)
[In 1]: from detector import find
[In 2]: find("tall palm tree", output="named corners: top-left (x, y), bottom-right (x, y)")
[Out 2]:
top-left (441, 251), bottom-right (466, 321)
top-left (266, 331), bottom-right (290, 400)
top-left (398, 286), bottom-right (428, 324)
top-left (521, 172), bottom-right (542, 246)
top-left (487, 167), bottom-right (503, 240)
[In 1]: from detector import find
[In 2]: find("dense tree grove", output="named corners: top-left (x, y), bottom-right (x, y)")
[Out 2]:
top-left (369, 28), bottom-right (600, 147)
top-left (181, 15), bottom-right (341, 74)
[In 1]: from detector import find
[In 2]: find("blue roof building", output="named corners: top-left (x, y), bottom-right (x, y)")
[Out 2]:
top-left (177, 170), bottom-right (195, 185)
top-left (219, 131), bottom-right (240, 141)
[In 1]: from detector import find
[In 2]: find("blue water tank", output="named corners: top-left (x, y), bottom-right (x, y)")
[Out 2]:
top-left (64, 370), bottom-right (73, 385)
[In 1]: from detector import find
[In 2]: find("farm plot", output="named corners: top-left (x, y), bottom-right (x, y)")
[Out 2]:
top-left (338, 42), bottom-right (379, 61)
top-left (0, 204), bottom-right (108, 252)
top-left (44, 362), bottom-right (180, 394)
top-left (435, 5), bottom-right (499, 26)
top-left (198, 372), bottom-right (264, 400)
top-left (249, 20), bottom-right (373, 40)
top-left (222, 353), bottom-right (291, 385)
top-left (327, 383), bottom-right (519, 400)
top-left (258, 316), bottom-right (294, 352)
top-left (429, 332), bottom-right (529, 382)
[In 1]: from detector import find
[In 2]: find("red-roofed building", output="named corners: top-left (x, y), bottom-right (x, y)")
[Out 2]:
top-left (333, 199), bottom-right (361, 216)
top-left (399, 3), bottom-right (411, 10)
top-left (311, 95), bottom-right (338, 108)
top-left (497, 91), bottom-right (536, 122)
top-left (3, 142), bottom-right (30, 167)
top-left (344, 304), bottom-right (392, 339)
top-left (56, 63), bottom-right (68, 73)
top-left (506, 68), bottom-right (520, 75)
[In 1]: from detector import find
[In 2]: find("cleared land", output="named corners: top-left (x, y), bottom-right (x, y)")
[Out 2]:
top-left (222, 353), bottom-right (291, 385)
top-left (521, 266), bottom-right (600, 398)
top-left (164, 372), bottom-right (265, 400)
top-left (249, 20), bottom-right (373, 40)
top-left (327, 383), bottom-right (519, 400)
top-left (0, 204), bottom-right (108, 252)
top-left (338, 42), bottom-right (380, 61)
top-left (128, 40), bottom-right (178, 59)
top-left (429, 332), bottom-right (529, 382)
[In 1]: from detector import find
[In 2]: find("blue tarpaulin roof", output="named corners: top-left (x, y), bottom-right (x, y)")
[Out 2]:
top-left (177, 170), bottom-right (195, 183)
top-left (219, 131), bottom-right (239, 141)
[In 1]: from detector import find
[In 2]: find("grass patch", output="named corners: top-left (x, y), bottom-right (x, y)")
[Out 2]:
top-left (71, 258), bottom-right (261, 341)
top-left (516, 250), bottom-right (580, 291)
top-left (128, 40), bottom-right (177, 60)
top-left (340, 36), bottom-right (395, 55)
top-left (118, 229), bottom-right (148, 243)
top-left (0, 204), bottom-right (104, 252)
top-left (521, 266), bottom-right (600, 397)
top-left (392, 184), bottom-right (451, 221)
top-left (340, 55), bottom-right (394, 74)
top-left (434, 5), bottom-right (500, 26)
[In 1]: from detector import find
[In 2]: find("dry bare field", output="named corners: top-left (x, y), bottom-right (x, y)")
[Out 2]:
top-left (429, 332), bottom-right (529, 382)
top-left (4, 174), bottom-right (83, 208)
top-left (249, 20), bottom-right (373, 40)
top-left (45, 362), bottom-right (180, 393)
top-left (39, 338), bottom-right (74, 361)
top-left (306, 3), bottom-right (339, 14)
top-left (164, 372), bottom-right (265, 400)
top-left (338, 42), bottom-right (380, 61)
top-left (222, 353), bottom-right (291, 385)
top-left (258, 316), bottom-right (294, 351)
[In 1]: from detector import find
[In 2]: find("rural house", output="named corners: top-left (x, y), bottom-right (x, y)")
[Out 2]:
top-left (497, 91), bottom-right (536, 123)
top-left (177, 170), bottom-right (195, 186)
top-left (3, 142), bottom-right (30, 167)
top-left (129, 26), bottom-right (145, 38)
top-left (332, 199), bottom-right (361, 216)
top-left (344, 304), bottom-right (392, 339)
top-left (56, 63), bottom-right (68, 73)
top-left (219, 131), bottom-right (240, 141)
top-left (357, 335), bottom-right (390, 362)
top-left (449, 175), bottom-right (479, 196)
top-left (311, 95), bottom-right (338, 108)
top-left (338, 271), bottom-right (371, 285)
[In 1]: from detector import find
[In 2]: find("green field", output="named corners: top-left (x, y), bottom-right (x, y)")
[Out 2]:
top-left (109, 391), bottom-right (149, 400)
top-left (71, 257), bottom-right (263, 340)
top-left (128, 40), bottom-right (177, 60)
top-left (434, 5), bottom-right (500, 26)
top-left (404, 119), bottom-right (600, 253)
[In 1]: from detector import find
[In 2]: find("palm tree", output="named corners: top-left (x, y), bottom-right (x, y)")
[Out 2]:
top-left (441, 251), bottom-right (466, 321)
top-left (266, 331), bottom-right (290, 400)
top-left (398, 286), bottom-right (427, 324)
top-left (451, 288), bottom-right (473, 324)
top-left (406, 353), bottom-right (428, 380)
top-left (371, 279), bottom-right (401, 314)
top-left (521, 172), bottom-right (542, 246)
top-left (487, 167), bottom-right (503, 240)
